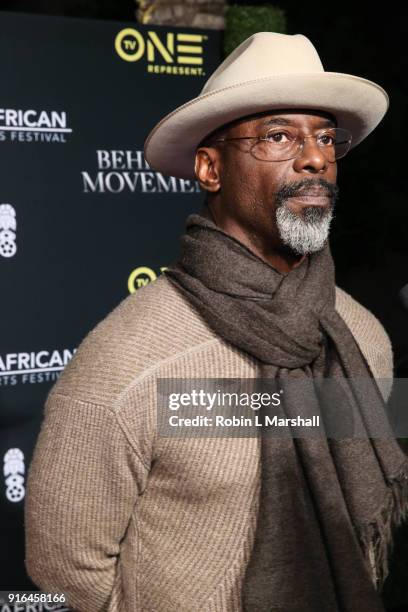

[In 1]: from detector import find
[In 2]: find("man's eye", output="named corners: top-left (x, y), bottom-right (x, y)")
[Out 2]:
top-left (266, 131), bottom-right (291, 143)
top-left (318, 134), bottom-right (335, 145)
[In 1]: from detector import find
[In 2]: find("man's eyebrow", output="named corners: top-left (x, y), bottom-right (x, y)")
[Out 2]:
top-left (262, 116), bottom-right (336, 128)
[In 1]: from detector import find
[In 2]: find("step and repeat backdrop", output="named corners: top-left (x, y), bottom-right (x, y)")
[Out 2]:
top-left (1, 10), bottom-right (407, 611)
top-left (0, 10), bottom-right (221, 599)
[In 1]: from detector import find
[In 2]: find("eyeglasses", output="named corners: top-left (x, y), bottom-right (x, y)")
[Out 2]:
top-left (205, 126), bottom-right (353, 162)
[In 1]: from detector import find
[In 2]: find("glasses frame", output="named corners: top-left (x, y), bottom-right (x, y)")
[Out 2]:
top-left (204, 126), bottom-right (353, 162)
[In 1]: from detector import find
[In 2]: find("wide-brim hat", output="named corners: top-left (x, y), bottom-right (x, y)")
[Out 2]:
top-left (144, 31), bottom-right (389, 180)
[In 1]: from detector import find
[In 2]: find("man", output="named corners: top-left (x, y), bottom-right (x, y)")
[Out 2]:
top-left (194, 107), bottom-right (339, 272)
top-left (25, 32), bottom-right (408, 611)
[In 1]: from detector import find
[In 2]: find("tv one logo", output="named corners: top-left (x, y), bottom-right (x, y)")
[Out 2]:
top-left (128, 266), bottom-right (168, 293)
top-left (114, 28), bottom-right (207, 75)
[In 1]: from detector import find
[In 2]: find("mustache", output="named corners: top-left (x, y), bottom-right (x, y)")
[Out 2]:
top-left (275, 178), bottom-right (340, 208)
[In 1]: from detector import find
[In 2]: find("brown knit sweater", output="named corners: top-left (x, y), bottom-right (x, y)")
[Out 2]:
top-left (24, 274), bottom-right (394, 612)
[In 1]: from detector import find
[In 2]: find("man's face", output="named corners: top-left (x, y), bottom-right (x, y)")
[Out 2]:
top-left (195, 109), bottom-right (340, 258)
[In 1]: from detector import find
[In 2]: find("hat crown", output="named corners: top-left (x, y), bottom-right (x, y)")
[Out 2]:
top-left (201, 32), bottom-right (325, 95)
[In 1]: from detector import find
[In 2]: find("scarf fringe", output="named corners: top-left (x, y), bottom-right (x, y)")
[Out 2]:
top-left (358, 457), bottom-right (408, 591)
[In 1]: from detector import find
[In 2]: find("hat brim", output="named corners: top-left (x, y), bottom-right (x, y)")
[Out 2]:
top-left (144, 72), bottom-right (389, 180)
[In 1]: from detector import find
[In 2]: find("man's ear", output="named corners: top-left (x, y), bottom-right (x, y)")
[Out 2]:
top-left (194, 147), bottom-right (221, 194)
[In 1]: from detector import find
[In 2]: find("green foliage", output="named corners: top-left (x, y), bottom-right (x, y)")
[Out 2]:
top-left (223, 4), bottom-right (287, 58)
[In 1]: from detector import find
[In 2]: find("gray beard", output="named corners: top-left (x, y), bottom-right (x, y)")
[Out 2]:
top-left (275, 203), bottom-right (334, 255)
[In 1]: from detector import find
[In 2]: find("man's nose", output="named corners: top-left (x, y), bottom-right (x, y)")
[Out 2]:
top-left (293, 135), bottom-right (329, 172)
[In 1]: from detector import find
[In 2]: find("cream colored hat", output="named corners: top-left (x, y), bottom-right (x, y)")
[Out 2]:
top-left (143, 31), bottom-right (389, 180)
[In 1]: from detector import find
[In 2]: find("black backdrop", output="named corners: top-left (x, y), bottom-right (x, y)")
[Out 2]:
top-left (0, 11), bottom-right (221, 599)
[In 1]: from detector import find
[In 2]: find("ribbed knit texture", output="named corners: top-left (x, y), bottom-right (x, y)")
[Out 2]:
top-left (24, 274), bottom-right (394, 612)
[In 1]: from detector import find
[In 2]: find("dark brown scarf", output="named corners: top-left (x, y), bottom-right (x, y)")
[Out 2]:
top-left (163, 203), bottom-right (408, 612)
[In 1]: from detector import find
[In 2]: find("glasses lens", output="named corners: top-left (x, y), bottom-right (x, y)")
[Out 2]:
top-left (251, 127), bottom-right (352, 162)
top-left (331, 127), bottom-right (353, 160)
top-left (252, 127), bottom-right (298, 161)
